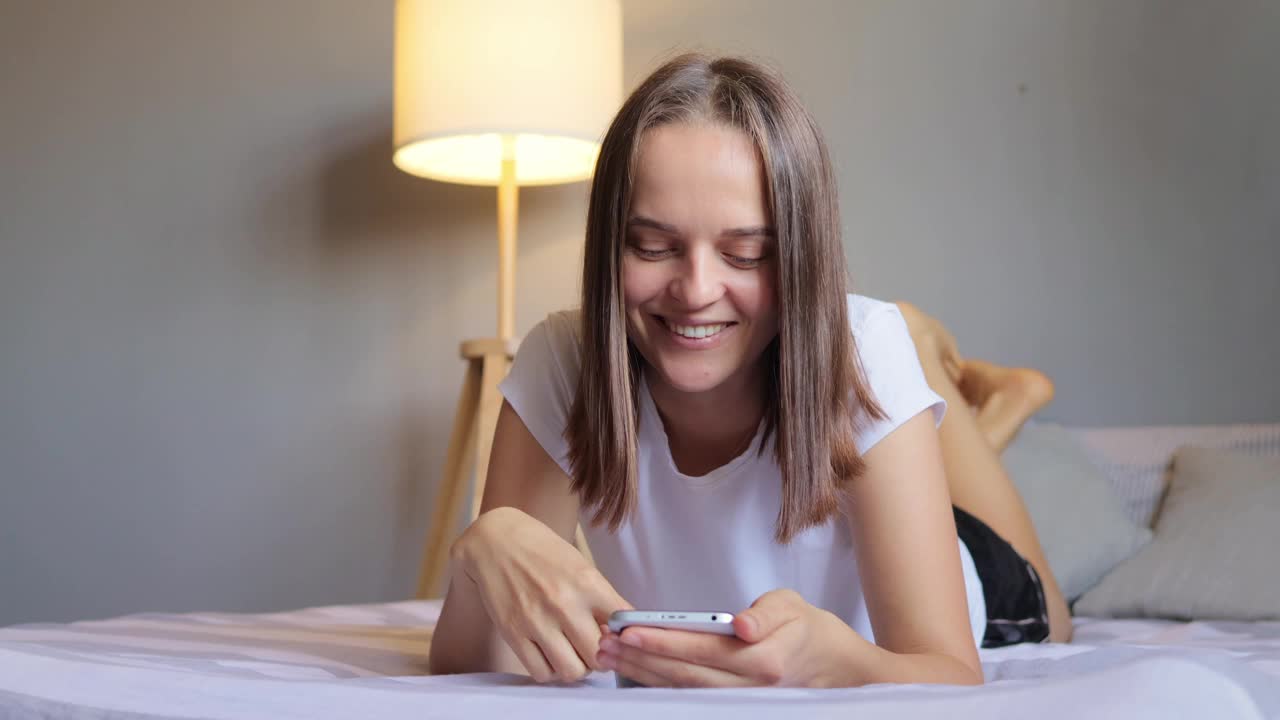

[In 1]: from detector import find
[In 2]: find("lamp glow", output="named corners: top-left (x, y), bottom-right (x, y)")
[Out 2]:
top-left (393, 0), bottom-right (622, 185)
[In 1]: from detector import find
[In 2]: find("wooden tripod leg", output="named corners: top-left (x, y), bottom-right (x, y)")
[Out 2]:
top-left (415, 358), bottom-right (482, 599)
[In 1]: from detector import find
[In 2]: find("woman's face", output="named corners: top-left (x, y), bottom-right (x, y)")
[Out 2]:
top-left (623, 122), bottom-right (779, 395)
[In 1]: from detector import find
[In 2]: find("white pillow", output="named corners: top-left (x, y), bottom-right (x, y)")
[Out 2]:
top-left (1071, 424), bottom-right (1280, 528)
top-left (1001, 422), bottom-right (1152, 602)
top-left (1074, 447), bottom-right (1280, 620)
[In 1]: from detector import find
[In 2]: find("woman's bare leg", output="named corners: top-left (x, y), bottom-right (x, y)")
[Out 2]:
top-left (896, 302), bottom-right (1073, 643)
top-left (959, 359), bottom-right (1056, 453)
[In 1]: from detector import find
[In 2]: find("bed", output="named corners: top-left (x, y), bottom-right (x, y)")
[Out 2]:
top-left (3, 424), bottom-right (1279, 719)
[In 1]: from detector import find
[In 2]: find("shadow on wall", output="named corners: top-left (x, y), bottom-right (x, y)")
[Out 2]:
top-left (252, 109), bottom-right (494, 599)
top-left (241, 108), bottom-right (586, 599)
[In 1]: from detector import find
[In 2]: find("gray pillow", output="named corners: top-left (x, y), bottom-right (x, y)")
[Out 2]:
top-left (1073, 447), bottom-right (1280, 620)
top-left (1001, 422), bottom-right (1152, 602)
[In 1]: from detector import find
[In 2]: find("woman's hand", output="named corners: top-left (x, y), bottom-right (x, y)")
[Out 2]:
top-left (595, 589), bottom-right (871, 688)
top-left (453, 506), bottom-right (633, 683)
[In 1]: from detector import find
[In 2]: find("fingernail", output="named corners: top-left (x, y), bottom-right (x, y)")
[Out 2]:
top-left (599, 637), bottom-right (617, 653)
top-left (619, 631), bottom-right (641, 647)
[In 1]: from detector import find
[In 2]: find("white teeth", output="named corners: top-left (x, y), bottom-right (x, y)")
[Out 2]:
top-left (663, 319), bottom-right (727, 339)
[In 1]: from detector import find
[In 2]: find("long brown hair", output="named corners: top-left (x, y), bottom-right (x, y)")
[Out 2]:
top-left (566, 52), bottom-right (887, 544)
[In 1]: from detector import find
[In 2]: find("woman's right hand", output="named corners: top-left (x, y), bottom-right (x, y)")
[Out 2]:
top-left (451, 505), bottom-right (632, 683)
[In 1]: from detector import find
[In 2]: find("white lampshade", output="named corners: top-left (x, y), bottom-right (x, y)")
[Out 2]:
top-left (393, 0), bottom-right (623, 186)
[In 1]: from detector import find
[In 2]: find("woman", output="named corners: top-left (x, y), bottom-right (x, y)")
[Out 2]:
top-left (428, 52), bottom-right (1069, 688)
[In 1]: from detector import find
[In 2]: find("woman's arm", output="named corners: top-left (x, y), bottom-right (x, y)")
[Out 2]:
top-left (429, 512), bottom-right (527, 675)
top-left (427, 400), bottom-right (586, 676)
top-left (843, 408), bottom-right (984, 685)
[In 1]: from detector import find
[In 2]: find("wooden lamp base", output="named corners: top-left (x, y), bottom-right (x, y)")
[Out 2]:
top-left (414, 137), bottom-right (591, 600)
top-left (413, 337), bottom-right (595, 599)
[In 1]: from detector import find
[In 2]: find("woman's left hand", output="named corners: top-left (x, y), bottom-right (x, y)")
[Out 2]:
top-left (596, 589), bottom-right (868, 688)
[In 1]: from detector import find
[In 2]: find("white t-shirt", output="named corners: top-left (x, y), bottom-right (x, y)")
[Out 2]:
top-left (497, 293), bottom-right (986, 646)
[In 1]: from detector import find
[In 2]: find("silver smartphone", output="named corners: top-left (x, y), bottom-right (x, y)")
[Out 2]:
top-left (607, 610), bottom-right (737, 635)
top-left (606, 610), bottom-right (737, 688)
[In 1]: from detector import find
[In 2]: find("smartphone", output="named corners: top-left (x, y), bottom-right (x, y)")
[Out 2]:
top-left (607, 610), bottom-right (737, 635)
top-left (606, 611), bottom-right (737, 688)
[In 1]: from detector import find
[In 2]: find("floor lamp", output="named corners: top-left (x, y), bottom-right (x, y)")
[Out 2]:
top-left (391, 0), bottom-right (622, 599)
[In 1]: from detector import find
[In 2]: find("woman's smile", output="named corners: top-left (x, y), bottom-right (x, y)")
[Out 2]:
top-left (653, 314), bottom-right (739, 349)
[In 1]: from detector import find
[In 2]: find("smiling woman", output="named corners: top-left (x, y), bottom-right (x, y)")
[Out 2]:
top-left (427, 52), bottom-right (1068, 689)
top-left (567, 57), bottom-right (874, 545)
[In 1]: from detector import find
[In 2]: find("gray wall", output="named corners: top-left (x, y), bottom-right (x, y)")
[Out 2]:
top-left (627, 0), bottom-right (1280, 425)
top-left (1, 1), bottom-right (1276, 626)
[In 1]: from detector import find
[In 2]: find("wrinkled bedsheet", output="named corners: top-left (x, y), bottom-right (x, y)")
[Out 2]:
top-left (2, 599), bottom-right (1278, 719)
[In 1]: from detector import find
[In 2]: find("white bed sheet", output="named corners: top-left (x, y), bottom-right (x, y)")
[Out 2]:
top-left (2, 599), bottom-right (1278, 719)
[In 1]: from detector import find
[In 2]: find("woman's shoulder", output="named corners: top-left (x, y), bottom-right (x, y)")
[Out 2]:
top-left (844, 293), bottom-right (920, 365)
top-left (845, 293), bottom-right (903, 336)
top-left (536, 307), bottom-right (583, 345)
top-left (532, 308), bottom-right (582, 357)
top-left (499, 309), bottom-right (584, 478)
top-left (513, 307), bottom-right (584, 382)
top-left (843, 292), bottom-right (947, 453)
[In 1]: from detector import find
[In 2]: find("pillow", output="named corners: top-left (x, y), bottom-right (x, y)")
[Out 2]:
top-left (1000, 421), bottom-right (1152, 602)
top-left (1073, 447), bottom-right (1280, 620)
top-left (1072, 424), bottom-right (1280, 528)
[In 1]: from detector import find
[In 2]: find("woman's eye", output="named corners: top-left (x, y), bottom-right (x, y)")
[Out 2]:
top-left (724, 253), bottom-right (763, 268)
top-left (630, 244), bottom-right (673, 260)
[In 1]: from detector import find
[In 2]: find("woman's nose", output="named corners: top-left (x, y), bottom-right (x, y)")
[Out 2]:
top-left (668, 248), bottom-right (724, 308)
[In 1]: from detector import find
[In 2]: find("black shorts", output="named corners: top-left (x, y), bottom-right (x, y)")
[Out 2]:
top-left (953, 505), bottom-right (1051, 648)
